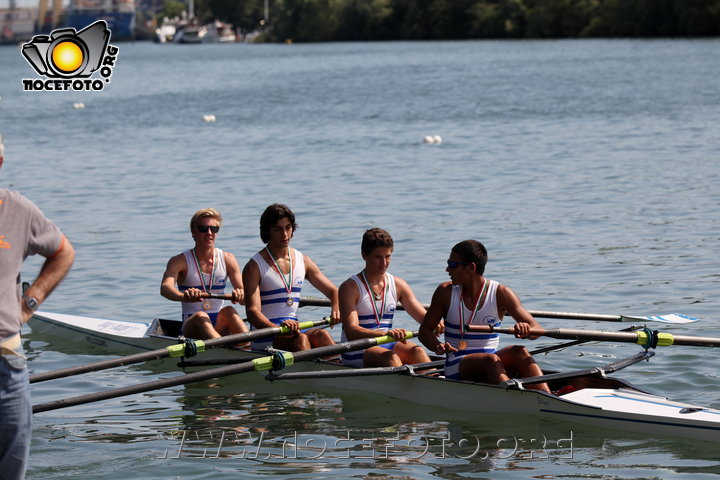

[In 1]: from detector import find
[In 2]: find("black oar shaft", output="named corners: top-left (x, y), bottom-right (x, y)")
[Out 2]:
top-left (30, 350), bottom-right (169, 384)
top-left (468, 326), bottom-right (640, 343)
top-left (29, 319), bottom-right (330, 384)
top-left (667, 334), bottom-right (720, 347)
top-left (32, 331), bottom-right (416, 414)
top-left (466, 325), bottom-right (720, 348)
top-left (33, 358), bottom-right (258, 413)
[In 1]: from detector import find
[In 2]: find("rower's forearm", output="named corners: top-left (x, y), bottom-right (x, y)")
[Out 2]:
top-left (160, 285), bottom-right (183, 302)
top-left (418, 327), bottom-right (441, 350)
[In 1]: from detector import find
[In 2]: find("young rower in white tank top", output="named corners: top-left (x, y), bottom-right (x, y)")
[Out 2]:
top-left (339, 228), bottom-right (434, 368)
top-left (418, 240), bottom-right (550, 393)
top-left (247, 247), bottom-right (306, 351)
top-left (243, 204), bottom-right (340, 352)
top-left (161, 208), bottom-right (248, 341)
top-left (179, 247), bottom-right (228, 324)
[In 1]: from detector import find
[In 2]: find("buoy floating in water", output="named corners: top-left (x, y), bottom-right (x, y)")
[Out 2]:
top-left (73, 102), bottom-right (85, 109)
top-left (202, 114), bottom-right (216, 123)
top-left (423, 135), bottom-right (442, 144)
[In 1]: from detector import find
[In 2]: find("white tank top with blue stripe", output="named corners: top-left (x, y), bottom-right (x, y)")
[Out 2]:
top-left (444, 280), bottom-right (501, 379)
top-left (250, 248), bottom-right (306, 350)
top-left (341, 273), bottom-right (397, 367)
top-left (179, 248), bottom-right (227, 321)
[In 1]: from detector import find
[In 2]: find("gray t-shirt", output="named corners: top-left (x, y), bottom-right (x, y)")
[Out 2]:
top-left (0, 189), bottom-right (63, 339)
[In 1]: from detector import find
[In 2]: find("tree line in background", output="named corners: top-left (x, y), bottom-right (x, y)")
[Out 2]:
top-left (178, 0), bottom-right (720, 41)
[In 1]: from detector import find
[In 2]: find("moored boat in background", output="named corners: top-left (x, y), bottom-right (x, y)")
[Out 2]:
top-left (65, 0), bottom-right (135, 40)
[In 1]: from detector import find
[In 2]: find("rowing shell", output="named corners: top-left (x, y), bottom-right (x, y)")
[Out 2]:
top-left (28, 311), bottom-right (720, 443)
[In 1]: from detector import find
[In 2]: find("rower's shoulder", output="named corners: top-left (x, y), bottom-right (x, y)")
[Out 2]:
top-left (220, 248), bottom-right (238, 261)
top-left (495, 282), bottom-right (516, 300)
top-left (243, 252), bottom-right (261, 269)
top-left (301, 251), bottom-right (323, 273)
top-left (429, 281), bottom-right (454, 303)
top-left (391, 274), bottom-right (412, 292)
top-left (166, 251), bottom-right (188, 265)
top-left (339, 275), bottom-right (360, 296)
top-left (244, 250), bottom-right (264, 265)
top-left (163, 251), bottom-right (188, 275)
top-left (340, 273), bottom-right (359, 287)
top-left (495, 282), bottom-right (525, 313)
top-left (221, 249), bottom-right (242, 268)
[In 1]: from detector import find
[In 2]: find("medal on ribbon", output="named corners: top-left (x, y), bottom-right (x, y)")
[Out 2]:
top-left (458, 279), bottom-right (488, 350)
top-left (191, 248), bottom-right (217, 311)
top-left (266, 246), bottom-right (295, 306)
top-left (360, 271), bottom-right (387, 326)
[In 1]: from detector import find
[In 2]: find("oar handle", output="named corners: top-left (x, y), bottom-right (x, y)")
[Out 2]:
top-left (199, 293), bottom-right (232, 300)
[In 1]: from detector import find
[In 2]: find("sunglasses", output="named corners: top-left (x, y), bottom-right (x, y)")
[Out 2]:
top-left (447, 260), bottom-right (470, 269)
top-left (196, 225), bottom-right (220, 234)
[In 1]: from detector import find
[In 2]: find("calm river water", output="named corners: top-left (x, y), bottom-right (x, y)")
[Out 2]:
top-left (1, 38), bottom-right (719, 478)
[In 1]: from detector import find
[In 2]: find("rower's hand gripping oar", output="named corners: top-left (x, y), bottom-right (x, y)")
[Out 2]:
top-left (466, 325), bottom-right (720, 348)
top-left (32, 331), bottom-right (417, 413)
top-left (299, 297), bottom-right (697, 324)
top-left (29, 318), bottom-right (331, 384)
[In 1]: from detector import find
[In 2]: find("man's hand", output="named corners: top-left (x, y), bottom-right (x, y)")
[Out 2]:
top-left (433, 341), bottom-right (458, 355)
top-left (182, 288), bottom-right (204, 302)
top-left (231, 287), bottom-right (245, 305)
top-left (281, 319), bottom-right (301, 335)
top-left (513, 323), bottom-right (531, 339)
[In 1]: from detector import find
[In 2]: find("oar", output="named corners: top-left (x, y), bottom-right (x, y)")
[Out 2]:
top-left (529, 325), bottom-right (641, 355)
top-left (200, 293), bottom-right (233, 300)
top-left (524, 311), bottom-right (697, 324)
top-left (465, 325), bottom-right (720, 348)
top-left (32, 331), bottom-right (416, 414)
top-left (265, 359), bottom-right (446, 381)
top-left (29, 318), bottom-right (330, 384)
top-left (299, 297), bottom-right (696, 323)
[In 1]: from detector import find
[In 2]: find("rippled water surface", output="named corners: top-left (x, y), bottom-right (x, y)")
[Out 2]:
top-left (1, 38), bottom-right (720, 478)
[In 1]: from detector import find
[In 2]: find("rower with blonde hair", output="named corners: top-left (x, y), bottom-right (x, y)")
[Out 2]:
top-left (161, 208), bottom-right (248, 339)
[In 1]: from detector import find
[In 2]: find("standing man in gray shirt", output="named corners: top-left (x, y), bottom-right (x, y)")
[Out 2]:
top-left (0, 135), bottom-right (75, 480)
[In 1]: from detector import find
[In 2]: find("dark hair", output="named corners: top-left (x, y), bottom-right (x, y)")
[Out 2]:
top-left (361, 228), bottom-right (394, 255)
top-left (451, 240), bottom-right (488, 275)
top-left (260, 203), bottom-right (297, 243)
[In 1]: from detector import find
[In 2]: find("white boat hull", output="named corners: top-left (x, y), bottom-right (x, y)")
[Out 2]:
top-left (30, 311), bottom-right (173, 353)
top-left (28, 311), bottom-right (720, 443)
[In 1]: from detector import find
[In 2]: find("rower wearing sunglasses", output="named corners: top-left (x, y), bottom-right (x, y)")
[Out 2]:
top-left (419, 240), bottom-right (550, 393)
top-left (243, 203), bottom-right (339, 352)
top-left (161, 208), bottom-right (249, 340)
